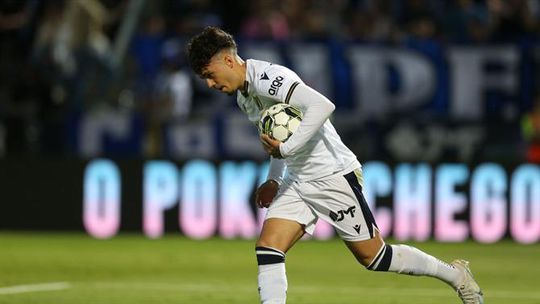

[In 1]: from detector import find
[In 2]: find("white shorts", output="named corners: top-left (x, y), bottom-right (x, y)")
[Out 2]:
top-left (265, 169), bottom-right (379, 242)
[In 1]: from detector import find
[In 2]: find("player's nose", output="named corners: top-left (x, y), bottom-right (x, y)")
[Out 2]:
top-left (206, 78), bottom-right (215, 88)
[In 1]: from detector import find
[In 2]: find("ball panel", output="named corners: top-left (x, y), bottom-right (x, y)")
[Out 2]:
top-left (273, 112), bottom-right (290, 125)
top-left (287, 118), bottom-right (301, 133)
top-left (272, 126), bottom-right (291, 142)
top-left (258, 103), bottom-right (303, 142)
top-left (260, 115), bottom-right (274, 135)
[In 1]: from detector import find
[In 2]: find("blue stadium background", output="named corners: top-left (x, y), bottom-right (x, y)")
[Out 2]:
top-left (0, 0), bottom-right (539, 242)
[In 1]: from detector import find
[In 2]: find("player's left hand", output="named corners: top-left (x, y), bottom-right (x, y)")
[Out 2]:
top-left (260, 134), bottom-right (283, 158)
top-left (255, 179), bottom-right (279, 208)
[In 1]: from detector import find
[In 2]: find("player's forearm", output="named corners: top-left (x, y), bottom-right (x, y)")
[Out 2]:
top-left (280, 84), bottom-right (335, 157)
top-left (266, 157), bottom-right (286, 185)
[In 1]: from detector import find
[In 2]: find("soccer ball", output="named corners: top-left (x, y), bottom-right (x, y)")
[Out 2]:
top-left (259, 103), bottom-right (303, 142)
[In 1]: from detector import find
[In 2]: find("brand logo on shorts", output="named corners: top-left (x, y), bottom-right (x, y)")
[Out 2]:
top-left (329, 206), bottom-right (356, 222)
top-left (353, 224), bottom-right (361, 234)
top-left (268, 76), bottom-right (284, 95)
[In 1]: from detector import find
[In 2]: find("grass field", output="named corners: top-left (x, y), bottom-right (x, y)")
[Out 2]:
top-left (1, 232), bottom-right (539, 304)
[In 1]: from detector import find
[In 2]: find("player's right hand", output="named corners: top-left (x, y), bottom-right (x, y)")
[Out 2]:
top-left (255, 180), bottom-right (279, 208)
top-left (260, 135), bottom-right (283, 159)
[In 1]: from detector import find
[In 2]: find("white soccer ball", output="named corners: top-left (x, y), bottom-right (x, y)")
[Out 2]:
top-left (259, 103), bottom-right (303, 142)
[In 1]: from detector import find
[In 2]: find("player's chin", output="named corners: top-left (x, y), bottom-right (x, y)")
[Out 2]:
top-left (224, 88), bottom-right (237, 96)
top-left (217, 88), bottom-right (233, 96)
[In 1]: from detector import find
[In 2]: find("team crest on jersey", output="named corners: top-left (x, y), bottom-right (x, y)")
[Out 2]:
top-left (268, 76), bottom-right (284, 96)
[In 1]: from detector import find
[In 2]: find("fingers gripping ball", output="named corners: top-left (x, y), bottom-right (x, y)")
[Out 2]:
top-left (259, 103), bottom-right (303, 142)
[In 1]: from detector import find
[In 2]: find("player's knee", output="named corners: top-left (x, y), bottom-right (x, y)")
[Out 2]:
top-left (256, 239), bottom-right (273, 249)
top-left (347, 235), bottom-right (386, 267)
top-left (255, 236), bottom-right (288, 252)
top-left (349, 251), bottom-right (372, 266)
top-left (365, 244), bottom-right (394, 272)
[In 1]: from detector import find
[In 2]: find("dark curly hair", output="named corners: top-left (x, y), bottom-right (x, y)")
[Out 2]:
top-left (187, 27), bottom-right (237, 76)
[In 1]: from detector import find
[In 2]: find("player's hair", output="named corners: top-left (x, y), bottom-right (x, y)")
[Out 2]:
top-left (187, 26), bottom-right (237, 75)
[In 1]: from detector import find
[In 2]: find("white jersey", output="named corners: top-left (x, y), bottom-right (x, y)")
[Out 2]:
top-left (237, 59), bottom-right (360, 181)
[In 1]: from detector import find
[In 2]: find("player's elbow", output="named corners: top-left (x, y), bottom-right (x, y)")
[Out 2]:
top-left (320, 99), bottom-right (335, 119)
top-left (294, 84), bottom-right (335, 115)
top-left (325, 100), bottom-right (335, 114)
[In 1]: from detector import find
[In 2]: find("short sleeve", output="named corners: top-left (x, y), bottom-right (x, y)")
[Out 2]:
top-left (253, 65), bottom-right (303, 104)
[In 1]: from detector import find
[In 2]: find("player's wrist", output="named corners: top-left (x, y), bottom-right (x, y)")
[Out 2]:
top-left (278, 143), bottom-right (288, 158)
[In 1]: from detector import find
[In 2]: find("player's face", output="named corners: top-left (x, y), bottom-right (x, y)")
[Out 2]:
top-left (201, 54), bottom-right (240, 95)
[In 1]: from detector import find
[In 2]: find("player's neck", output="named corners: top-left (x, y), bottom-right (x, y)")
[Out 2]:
top-left (238, 58), bottom-right (247, 93)
top-left (239, 57), bottom-right (247, 81)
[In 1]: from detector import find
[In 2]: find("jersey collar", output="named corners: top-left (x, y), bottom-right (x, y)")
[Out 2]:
top-left (240, 80), bottom-right (249, 97)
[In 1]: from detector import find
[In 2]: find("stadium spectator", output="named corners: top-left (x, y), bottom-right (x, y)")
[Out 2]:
top-left (144, 39), bottom-right (193, 156)
top-left (154, 39), bottom-right (193, 121)
top-left (162, 0), bottom-right (223, 36)
top-left (488, 0), bottom-right (538, 42)
top-left (1, 0), bottom-right (539, 160)
top-left (240, 0), bottom-right (290, 40)
top-left (0, 0), bottom-right (40, 156)
top-left (345, 0), bottom-right (396, 42)
top-left (130, 14), bottom-right (167, 99)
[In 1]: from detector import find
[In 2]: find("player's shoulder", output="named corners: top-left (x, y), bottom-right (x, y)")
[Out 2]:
top-left (249, 59), bottom-right (298, 80)
top-left (248, 59), bottom-right (302, 98)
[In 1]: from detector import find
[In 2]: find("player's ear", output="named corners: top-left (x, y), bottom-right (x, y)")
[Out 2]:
top-left (223, 53), bottom-right (234, 68)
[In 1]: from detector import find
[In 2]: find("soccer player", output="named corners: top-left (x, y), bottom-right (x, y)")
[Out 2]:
top-left (186, 26), bottom-right (484, 304)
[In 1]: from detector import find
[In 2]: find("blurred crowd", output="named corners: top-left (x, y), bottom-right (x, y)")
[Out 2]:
top-left (1, 0), bottom-right (540, 159)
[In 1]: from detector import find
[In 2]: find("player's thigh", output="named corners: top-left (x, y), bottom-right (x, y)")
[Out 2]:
top-left (256, 218), bottom-right (305, 253)
top-left (257, 181), bottom-right (315, 253)
top-left (344, 230), bottom-right (385, 266)
top-left (302, 170), bottom-right (378, 242)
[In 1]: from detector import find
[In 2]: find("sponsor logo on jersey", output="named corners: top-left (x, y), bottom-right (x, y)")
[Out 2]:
top-left (260, 72), bottom-right (269, 80)
top-left (329, 206), bottom-right (356, 222)
top-left (268, 76), bottom-right (284, 96)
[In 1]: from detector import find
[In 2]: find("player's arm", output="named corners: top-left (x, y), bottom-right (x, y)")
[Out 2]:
top-left (266, 156), bottom-right (286, 185)
top-left (255, 157), bottom-right (286, 208)
top-left (278, 83), bottom-right (335, 157)
top-left (256, 66), bottom-right (334, 158)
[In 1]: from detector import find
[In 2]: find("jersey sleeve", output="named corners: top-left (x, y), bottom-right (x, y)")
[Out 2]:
top-left (279, 83), bottom-right (336, 157)
top-left (252, 65), bottom-right (303, 104)
top-left (266, 156), bottom-right (286, 185)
